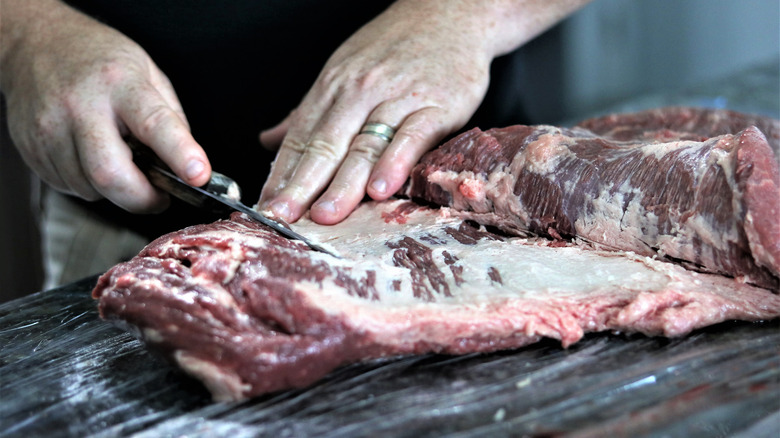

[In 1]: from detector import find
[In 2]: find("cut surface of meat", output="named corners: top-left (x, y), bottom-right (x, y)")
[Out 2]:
top-left (93, 107), bottom-right (780, 402)
top-left (93, 200), bottom-right (780, 402)
top-left (404, 108), bottom-right (780, 290)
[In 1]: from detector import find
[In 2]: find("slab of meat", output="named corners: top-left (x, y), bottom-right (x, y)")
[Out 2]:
top-left (405, 107), bottom-right (780, 290)
top-left (93, 200), bottom-right (780, 402)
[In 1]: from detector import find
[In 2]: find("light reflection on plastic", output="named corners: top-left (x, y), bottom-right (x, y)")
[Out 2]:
top-left (623, 375), bottom-right (657, 391)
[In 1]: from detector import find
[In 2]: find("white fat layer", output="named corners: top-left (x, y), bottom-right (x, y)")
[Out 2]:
top-left (639, 139), bottom-right (697, 159)
top-left (270, 201), bottom-right (694, 344)
top-left (174, 350), bottom-right (251, 402)
top-left (127, 199), bottom-right (778, 359)
top-left (513, 128), bottom-right (576, 175)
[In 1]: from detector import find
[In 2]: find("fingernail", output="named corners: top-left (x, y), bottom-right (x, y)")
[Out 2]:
top-left (370, 178), bottom-right (387, 194)
top-left (269, 201), bottom-right (290, 219)
top-left (185, 160), bottom-right (205, 180)
top-left (314, 200), bottom-right (336, 215)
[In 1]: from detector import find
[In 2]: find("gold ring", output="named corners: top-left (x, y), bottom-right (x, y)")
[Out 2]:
top-left (360, 122), bottom-right (395, 142)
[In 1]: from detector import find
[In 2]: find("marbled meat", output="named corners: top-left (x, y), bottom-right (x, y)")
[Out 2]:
top-left (405, 107), bottom-right (780, 289)
top-left (94, 199), bottom-right (780, 401)
top-left (93, 107), bottom-right (780, 402)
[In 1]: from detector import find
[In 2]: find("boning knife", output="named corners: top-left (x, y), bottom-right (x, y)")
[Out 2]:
top-left (127, 137), bottom-right (338, 257)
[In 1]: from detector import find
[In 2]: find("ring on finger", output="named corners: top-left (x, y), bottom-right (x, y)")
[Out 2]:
top-left (359, 122), bottom-right (395, 143)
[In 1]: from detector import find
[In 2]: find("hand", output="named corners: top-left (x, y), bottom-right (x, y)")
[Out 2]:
top-left (258, 1), bottom-right (491, 225)
top-left (1, 0), bottom-right (211, 213)
top-left (258, 0), bottom-right (591, 225)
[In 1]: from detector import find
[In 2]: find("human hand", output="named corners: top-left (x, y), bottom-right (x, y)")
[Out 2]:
top-left (258, 1), bottom-right (493, 225)
top-left (1, 0), bottom-right (211, 213)
top-left (258, 0), bottom-right (590, 225)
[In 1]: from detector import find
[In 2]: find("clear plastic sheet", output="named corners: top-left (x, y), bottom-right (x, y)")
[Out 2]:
top-left (0, 276), bottom-right (778, 437)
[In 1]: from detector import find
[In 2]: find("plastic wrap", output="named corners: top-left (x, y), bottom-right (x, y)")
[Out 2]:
top-left (0, 276), bottom-right (777, 437)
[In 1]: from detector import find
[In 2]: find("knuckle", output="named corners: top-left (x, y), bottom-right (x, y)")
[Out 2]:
top-left (307, 138), bottom-right (343, 161)
top-left (32, 110), bottom-right (62, 139)
top-left (36, 85), bottom-right (83, 124)
top-left (283, 183), bottom-right (308, 201)
top-left (87, 162), bottom-right (124, 193)
top-left (136, 104), bottom-right (174, 138)
top-left (350, 141), bottom-right (384, 164)
top-left (317, 64), bottom-right (346, 90)
top-left (284, 138), bottom-right (308, 155)
top-left (317, 66), bottom-right (338, 88)
top-left (317, 62), bottom-right (384, 96)
top-left (354, 67), bottom-right (383, 92)
top-left (98, 60), bottom-right (129, 86)
top-left (394, 126), bottom-right (428, 146)
top-left (164, 132), bottom-right (193, 156)
top-left (58, 89), bottom-right (83, 114)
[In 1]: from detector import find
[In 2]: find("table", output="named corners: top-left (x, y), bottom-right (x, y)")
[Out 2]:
top-left (1, 276), bottom-right (778, 437)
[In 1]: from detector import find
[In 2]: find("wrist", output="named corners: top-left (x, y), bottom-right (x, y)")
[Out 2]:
top-left (385, 0), bottom-right (590, 60)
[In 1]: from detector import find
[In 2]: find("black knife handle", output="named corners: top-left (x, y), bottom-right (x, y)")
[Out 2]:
top-left (126, 136), bottom-right (242, 210)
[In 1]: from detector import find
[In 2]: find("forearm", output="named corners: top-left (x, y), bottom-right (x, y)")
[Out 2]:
top-left (381, 0), bottom-right (591, 60)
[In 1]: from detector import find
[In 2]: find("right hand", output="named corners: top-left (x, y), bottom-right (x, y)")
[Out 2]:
top-left (0, 0), bottom-right (211, 213)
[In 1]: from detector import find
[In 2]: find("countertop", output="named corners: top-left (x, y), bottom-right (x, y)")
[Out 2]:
top-left (0, 276), bottom-right (778, 437)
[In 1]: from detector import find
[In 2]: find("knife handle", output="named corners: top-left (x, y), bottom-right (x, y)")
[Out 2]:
top-left (125, 137), bottom-right (339, 257)
top-left (126, 136), bottom-right (243, 207)
top-left (205, 172), bottom-right (242, 202)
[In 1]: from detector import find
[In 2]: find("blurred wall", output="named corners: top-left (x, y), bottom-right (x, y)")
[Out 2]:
top-left (560, 0), bottom-right (780, 119)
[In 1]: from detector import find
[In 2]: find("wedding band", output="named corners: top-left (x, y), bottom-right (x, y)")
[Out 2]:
top-left (360, 122), bottom-right (395, 142)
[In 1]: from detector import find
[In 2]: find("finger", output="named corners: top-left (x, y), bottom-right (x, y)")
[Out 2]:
top-left (258, 98), bottom-right (332, 206)
top-left (113, 79), bottom-right (211, 188)
top-left (309, 131), bottom-right (392, 224)
top-left (13, 117), bottom-right (102, 200)
top-left (147, 68), bottom-right (191, 130)
top-left (261, 134), bottom-right (347, 222)
top-left (259, 113), bottom-right (292, 151)
top-left (258, 135), bottom-right (306, 207)
top-left (260, 97), bottom-right (372, 222)
top-left (309, 98), bottom-right (412, 224)
top-left (74, 109), bottom-right (169, 213)
top-left (43, 134), bottom-right (102, 201)
top-left (5, 94), bottom-right (84, 198)
top-left (367, 106), bottom-right (451, 200)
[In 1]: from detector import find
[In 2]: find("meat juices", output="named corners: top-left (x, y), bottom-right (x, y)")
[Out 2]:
top-left (93, 107), bottom-right (780, 402)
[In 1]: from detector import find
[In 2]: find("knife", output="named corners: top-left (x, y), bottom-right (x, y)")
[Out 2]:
top-left (127, 137), bottom-right (338, 257)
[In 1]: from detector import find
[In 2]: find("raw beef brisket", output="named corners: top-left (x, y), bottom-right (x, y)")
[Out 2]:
top-left (93, 200), bottom-right (780, 401)
top-left (405, 108), bottom-right (780, 290)
top-left (92, 107), bottom-right (780, 402)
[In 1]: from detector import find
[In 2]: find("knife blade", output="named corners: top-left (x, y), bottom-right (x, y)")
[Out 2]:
top-left (127, 137), bottom-right (338, 257)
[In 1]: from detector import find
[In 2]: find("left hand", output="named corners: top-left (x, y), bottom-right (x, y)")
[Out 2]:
top-left (258, 0), bottom-right (590, 224)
